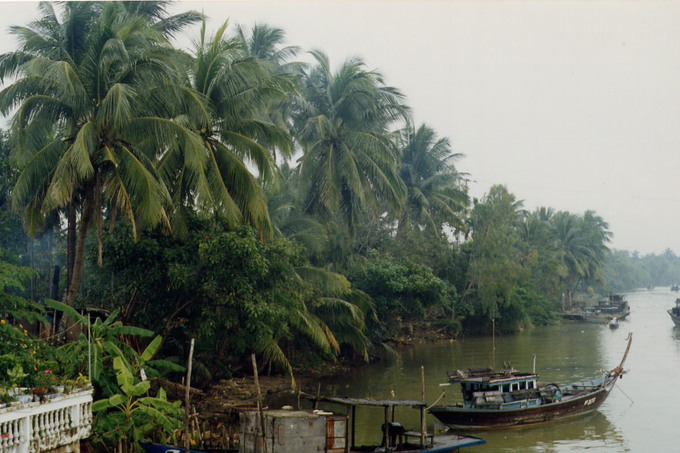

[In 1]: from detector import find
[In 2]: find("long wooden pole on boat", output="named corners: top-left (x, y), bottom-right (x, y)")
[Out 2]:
top-left (184, 338), bottom-right (195, 452)
top-left (617, 332), bottom-right (633, 371)
top-left (251, 354), bottom-right (268, 453)
top-left (420, 365), bottom-right (426, 448)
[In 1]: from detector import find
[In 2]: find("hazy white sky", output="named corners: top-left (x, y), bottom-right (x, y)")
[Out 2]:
top-left (2, 1), bottom-right (679, 255)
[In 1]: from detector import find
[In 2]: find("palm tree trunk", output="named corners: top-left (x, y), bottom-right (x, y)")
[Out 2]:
top-left (396, 210), bottom-right (409, 245)
top-left (66, 202), bottom-right (76, 294)
top-left (64, 185), bottom-right (95, 340)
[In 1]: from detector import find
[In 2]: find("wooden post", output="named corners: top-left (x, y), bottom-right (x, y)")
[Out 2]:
top-left (297, 385), bottom-right (301, 410)
top-left (384, 405), bottom-right (390, 448)
top-left (351, 405), bottom-right (356, 450)
top-left (184, 338), bottom-right (195, 452)
top-left (251, 354), bottom-right (267, 453)
top-left (314, 382), bottom-right (321, 409)
top-left (420, 365), bottom-right (426, 447)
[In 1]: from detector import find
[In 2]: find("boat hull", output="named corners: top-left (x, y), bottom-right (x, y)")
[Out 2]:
top-left (415, 434), bottom-right (486, 452)
top-left (668, 309), bottom-right (680, 326)
top-left (561, 310), bottom-right (629, 323)
top-left (429, 385), bottom-right (613, 430)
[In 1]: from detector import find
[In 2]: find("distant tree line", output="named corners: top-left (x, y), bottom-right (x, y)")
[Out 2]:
top-left (0, 1), bottom-right (637, 384)
top-left (599, 249), bottom-right (680, 293)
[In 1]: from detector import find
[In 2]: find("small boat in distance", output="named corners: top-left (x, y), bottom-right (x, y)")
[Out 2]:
top-left (609, 317), bottom-right (619, 329)
top-left (671, 285), bottom-right (679, 292)
top-left (561, 294), bottom-right (630, 323)
top-left (668, 299), bottom-right (680, 326)
top-left (428, 333), bottom-right (632, 430)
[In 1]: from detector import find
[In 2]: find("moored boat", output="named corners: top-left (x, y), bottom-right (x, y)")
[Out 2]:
top-left (668, 298), bottom-right (680, 326)
top-left (561, 294), bottom-right (630, 324)
top-left (428, 333), bottom-right (632, 430)
top-left (140, 442), bottom-right (236, 453)
top-left (608, 317), bottom-right (619, 329)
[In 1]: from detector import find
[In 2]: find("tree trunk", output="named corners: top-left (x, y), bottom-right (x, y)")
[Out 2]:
top-left (67, 202), bottom-right (76, 293)
top-left (63, 185), bottom-right (96, 340)
top-left (395, 210), bottom-right (409, 245)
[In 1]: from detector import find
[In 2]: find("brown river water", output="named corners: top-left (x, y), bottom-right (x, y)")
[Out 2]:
top-left (313, 288), bottom-right (677, 452)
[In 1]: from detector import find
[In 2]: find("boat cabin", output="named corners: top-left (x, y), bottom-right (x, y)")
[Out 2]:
top-left (447, 368), bottom-right (543, 409)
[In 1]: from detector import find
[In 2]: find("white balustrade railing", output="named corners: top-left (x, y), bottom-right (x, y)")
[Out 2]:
top-left (0, 390), bottom-right (93, 453)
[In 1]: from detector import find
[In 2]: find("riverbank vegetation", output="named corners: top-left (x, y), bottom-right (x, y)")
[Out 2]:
top-left (0, 2), bottom-right (677, 447)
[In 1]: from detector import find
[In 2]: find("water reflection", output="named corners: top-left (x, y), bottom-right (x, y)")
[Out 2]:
top-left (266, 289), bottom-right (680, 451)
top-left (466, 411), bottom-right (627, 452)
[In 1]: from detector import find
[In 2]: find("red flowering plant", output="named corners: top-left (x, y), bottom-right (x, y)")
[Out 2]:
top-left (33, 368), bottom-right (59, 392)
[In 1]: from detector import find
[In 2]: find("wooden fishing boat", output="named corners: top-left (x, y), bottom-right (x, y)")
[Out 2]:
top-left (561, 295), bottom-right (631, 324)
top-left (428, 333), bottom-right (632, 430)
top-left (668, 298), bottom-right (680, 326)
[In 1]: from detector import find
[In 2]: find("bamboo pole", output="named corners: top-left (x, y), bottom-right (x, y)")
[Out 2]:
top-left (184, 338), bottom-right (195, 452)
top-left (251, 354), bottom-right (268, 453)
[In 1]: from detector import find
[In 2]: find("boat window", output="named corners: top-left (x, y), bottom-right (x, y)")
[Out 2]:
top-left (511, 383), bottom-right (518, 391)
top-left (528, 381), bottom-right (534, 389)
top-left (520, 381), bottom-right (526, 390)
top-left (502, 384), bottom-right (510, 392)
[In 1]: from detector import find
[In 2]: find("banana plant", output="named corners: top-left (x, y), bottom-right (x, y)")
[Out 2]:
top-left (92, 356), bottom-right (183, 453)
top-left (44, 299), bottom-right (183, 396)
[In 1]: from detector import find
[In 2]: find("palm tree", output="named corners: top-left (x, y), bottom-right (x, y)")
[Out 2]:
top-left (0, 2), bottom-right (202, 310)
top-left (262, 165), bottom-right (375, 363)
top-left (294, 51), bottom-right (409, 233)
top-left (237, 22), bottom-right (302, 162)
top-left (166, 19), bottom-right (295, 238)
top-left (396, 123), bottom-right (469, 242)
top-left (237, 22), bottom-right (301, 70)
top-left (551, 210), bottom-right (611, 295)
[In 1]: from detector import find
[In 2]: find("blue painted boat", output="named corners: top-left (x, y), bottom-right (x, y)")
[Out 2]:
top-left (139, 441), bottom-right (236, 453)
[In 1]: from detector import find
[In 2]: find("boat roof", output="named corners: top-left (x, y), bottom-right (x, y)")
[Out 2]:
top-left (447, 367), bottom-right (538, 384)
top-left (317, 396), bottom-right (426, 408)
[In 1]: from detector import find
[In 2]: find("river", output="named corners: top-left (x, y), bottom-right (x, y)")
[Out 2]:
top-left (313, 288), bottom-right (676, 451)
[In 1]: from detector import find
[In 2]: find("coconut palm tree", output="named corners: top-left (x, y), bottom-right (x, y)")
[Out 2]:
top-left (551, 210), bottom-right (611, 293)
top-left (165, 19), bottom-right (295, 238)
top-left (236, 22), bottom-right (302, 162)
top-left (262, 165), bottom-right (375, 364)
top-left (396, 123), bottom-right (469, 242)
top-left (294, 50), bottom-right (409, 233)
top-left (237, 22), bottom-right (301, 70)
top-left (0, 2), bottom-right (203, 310)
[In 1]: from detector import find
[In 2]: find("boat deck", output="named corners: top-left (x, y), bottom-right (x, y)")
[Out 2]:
top-left (349, 433), bottom-right (486, 452)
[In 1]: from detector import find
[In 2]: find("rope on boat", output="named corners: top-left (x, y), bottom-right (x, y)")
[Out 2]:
top-left (615, 382), bottom-right (634, 405)
top-left (425, 391), bottom-right (446, 410)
